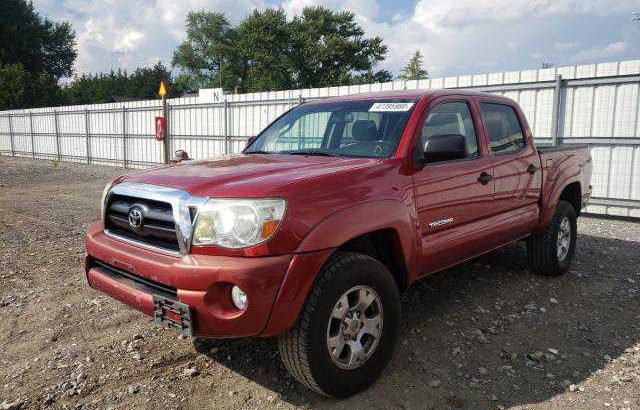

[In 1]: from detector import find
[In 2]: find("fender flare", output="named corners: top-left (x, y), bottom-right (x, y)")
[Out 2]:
top-left (260, 200), bottom-right (419, 336)
top-left (297, 199), bottom-right (418, 258)
top-left (539, 170), bottom-right (582, 231)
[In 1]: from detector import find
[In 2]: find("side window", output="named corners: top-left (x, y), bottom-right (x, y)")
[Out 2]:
top-left (421, 102), bottom-right (478, 159)
top-left (480, 103), bottom-right (526, 154)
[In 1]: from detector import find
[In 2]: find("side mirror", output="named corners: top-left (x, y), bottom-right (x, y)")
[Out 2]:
top-left (169, 149), bottom-right (190, 164)
top-left (246, 135), bottom-right (258, 148)
top-left (423, 134), bottom-right (467, 163)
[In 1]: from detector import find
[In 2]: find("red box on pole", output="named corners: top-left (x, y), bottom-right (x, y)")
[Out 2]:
top-left (155, 116), bottom-right (166, 141)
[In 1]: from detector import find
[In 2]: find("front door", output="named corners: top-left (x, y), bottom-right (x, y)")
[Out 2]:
top-left (412, 97), bottom-right (496, 275)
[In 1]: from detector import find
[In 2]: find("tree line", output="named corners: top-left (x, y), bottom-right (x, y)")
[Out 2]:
top-left (0, 0), bottom-right (429, 110)
top-left (0, 0), bottom-right (75, 109)
top-left (172, 8), bottom-right (394, 92)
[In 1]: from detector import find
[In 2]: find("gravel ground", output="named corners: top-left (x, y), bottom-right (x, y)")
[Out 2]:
top-left (1, 156), bottom-right (639, 410)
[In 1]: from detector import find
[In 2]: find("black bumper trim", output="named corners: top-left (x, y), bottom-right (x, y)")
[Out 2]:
top-left (90, 258), bottom-right (177, 300)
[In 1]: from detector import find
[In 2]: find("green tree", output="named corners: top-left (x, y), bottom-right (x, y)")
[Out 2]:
top-left (289, 7), bottom-right (388, 88)
top-left (0, 64), bottom-right (28, 109)
top-left (0, 0), bottom-right (76, 109)
top-left (129, 62), bottom-right (184, 99)
top-left (0, 63), bottom-right (64, 109)
top-left (236, 9), bottom-right (292, 91)
top-left (172, 7), bottom-right (389, 93)
top-left (172, 12), bottom-right (236, 90)
top-left (350, 69), bottom-right (393, 85)
top-left (398, 50), bottom-right (429, 81)
top-left (63, 62), bottom-right (185, 105)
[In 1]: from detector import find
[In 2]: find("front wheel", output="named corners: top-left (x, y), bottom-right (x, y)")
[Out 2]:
top-left (278, 252), bottom-right (400, 397)
top-left (527, 200), bottom-right (578, 276)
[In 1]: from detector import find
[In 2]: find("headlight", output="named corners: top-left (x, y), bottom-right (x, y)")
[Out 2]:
top-left (100, 181), bottom-right (113, 221)
top-left (192, 198), bottom-right (286, 249)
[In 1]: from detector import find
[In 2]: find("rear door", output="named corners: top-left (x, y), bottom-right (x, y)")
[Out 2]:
top-left (478, 100), bottom-right (542, 240)
top-left (412, 96), bottom-right (497, 275)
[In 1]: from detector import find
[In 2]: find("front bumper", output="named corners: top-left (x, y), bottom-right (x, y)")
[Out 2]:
top-left (85, 222), bottom-right (293, 338)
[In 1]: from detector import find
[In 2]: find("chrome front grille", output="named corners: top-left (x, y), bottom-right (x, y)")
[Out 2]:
top-left (103, 182), bottom-right (208, 256)
top-left (105, 194), bottom-right (179, 252)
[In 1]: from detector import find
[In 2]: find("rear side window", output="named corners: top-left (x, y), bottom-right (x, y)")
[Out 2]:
top-left (480, 103), bottom-right (525, 154)
top-left (421, 102), bottom-right (478, 158)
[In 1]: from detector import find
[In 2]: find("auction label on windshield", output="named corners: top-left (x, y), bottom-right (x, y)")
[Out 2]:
top-left (369, 102), bottom-right (414, 112)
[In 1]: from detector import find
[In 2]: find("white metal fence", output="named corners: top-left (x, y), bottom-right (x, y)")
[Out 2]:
top-left (1, 60), bottom-right (640, 218)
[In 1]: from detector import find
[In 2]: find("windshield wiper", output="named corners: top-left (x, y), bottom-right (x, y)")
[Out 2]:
top-left (247, 149), bottom-right (338, 157)
top-left (286, 150), bottom-right (337, 157)
top-left (245, 150), bottom-right (273, 154)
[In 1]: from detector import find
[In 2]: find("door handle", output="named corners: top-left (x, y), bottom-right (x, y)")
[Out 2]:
top-left (527, 164), bottom-right (539, 174)
top-left (477, 172), bottom-right (493, 185)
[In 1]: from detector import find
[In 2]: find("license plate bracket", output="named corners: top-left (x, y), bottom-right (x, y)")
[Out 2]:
top-left (152, 295), bottom-right (193, 337)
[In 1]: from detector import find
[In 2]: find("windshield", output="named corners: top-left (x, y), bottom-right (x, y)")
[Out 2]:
top-left (245, 99), bottom-right (416, 158)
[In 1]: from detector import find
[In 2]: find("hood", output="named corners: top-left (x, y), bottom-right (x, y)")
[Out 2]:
top-left (120, 154), bottom-right (382, 198)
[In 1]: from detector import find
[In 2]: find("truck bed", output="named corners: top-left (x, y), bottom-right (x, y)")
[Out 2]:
top-left (537, 143), bottom-right (589, 153)
top-left (538, 144), bottom-right (592, 212)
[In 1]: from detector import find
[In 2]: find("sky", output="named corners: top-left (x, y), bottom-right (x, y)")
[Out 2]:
top-left (33, 0), bottom-right (640, 81)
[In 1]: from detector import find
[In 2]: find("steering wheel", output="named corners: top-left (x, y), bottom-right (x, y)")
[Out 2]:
top-left (342, 140), bottom-right (394, 156)
top-left (371, 140), bottom-right (394, 155)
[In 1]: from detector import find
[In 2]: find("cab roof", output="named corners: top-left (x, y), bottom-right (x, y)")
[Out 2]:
top-left (305, 89), bottom-right (513, 104)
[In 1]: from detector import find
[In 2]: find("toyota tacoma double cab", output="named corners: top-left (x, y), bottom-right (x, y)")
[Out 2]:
top-left (85, 90), bottom-right (592, 397)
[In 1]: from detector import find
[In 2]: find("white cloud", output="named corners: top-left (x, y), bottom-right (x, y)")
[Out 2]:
top-left (283, 0), bottom-right (379, 21)
top-left (33, 0), bottom-right (265, 76)
top-left (31, 0), bottom-right (640, 81)
top-left (114, 30), bottom-right (145, 53)
top-left (554, 41), bottom-right (578, 51)
top-left (571, 42), bottom-right (629, 62)
top-left (367, 0), bottom-right (639, 75)
top-left (411, 0), bottom-right (637, 30)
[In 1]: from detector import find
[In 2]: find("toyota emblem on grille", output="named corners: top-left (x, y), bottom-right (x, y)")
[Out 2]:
top-left (128, 207), bottom-right (144, 230)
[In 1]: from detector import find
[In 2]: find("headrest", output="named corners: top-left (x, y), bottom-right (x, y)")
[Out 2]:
top-left (428, 113), bottom-right (459, 127)
top-left (485, 115), bottom-right (505, 139)
top-left (423, 113), bottom-right (460, 137)
top-left (352, 120), bottom-right (378, 141)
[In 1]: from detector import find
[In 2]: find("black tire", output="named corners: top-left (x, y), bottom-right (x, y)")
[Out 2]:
top-left (278, 252), bottom-right (401, 397)
top-left (527, 200), bottom-right (578, 276)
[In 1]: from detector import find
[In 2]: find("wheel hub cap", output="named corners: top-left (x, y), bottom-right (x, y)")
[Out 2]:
top-left (343, 313), bottom-right (361, 339)
top-left (557, 216), bottom-right (572, 261)
top-left (326, 285), bottom-right (383, 370)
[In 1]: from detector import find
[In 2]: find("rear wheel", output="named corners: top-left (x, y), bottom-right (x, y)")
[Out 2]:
top-left (278, 252), bottom-right (400, 397)
top-left (527, 200), bottom-right (577, 276)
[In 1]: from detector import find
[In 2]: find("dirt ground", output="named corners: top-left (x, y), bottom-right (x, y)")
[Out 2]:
top-left (0, 156), bottom-right (639, 410)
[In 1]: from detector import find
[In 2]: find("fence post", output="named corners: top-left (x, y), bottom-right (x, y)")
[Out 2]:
top-left (8, 115), bottom-right (15, 156)
top-left (85, 109), bottom-right (91, 164)
top-left (162, 99), bottom-right (170, 164)
top-left (29, 112), bottom-right (35, 160)
top-left (53, 110), bottom-right (61, 161)
top-left (550, 74), bottom-right (564, 146)
top-left (166, 103), bottom-right (172, 163)
top-left (223, 98), bottom-right (229, 155)
top-left (122, 106), bottom-right (127, 168)
top-left (297, 94), bottom-right (304, 149)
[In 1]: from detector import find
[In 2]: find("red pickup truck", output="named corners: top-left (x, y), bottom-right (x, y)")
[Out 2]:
top-left (85, 90), bottom-right (592, 397)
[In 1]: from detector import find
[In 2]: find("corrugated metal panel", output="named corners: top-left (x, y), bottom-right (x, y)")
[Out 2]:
top-left (1, 60), bottom-right (639, 217)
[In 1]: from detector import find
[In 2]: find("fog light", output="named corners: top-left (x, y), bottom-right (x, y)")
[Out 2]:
top-left (231, 286), bottom-right (247, 310)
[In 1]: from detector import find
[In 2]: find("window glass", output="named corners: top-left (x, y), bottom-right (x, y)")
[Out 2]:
top-left (421, 102), bottom-right (478, 158)
top-left (262, 112), bottom-right (330, 152)
top-left (247, 99), bottom-right (415, 158)
top-left (480, 103), bottom-right (526, 154)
